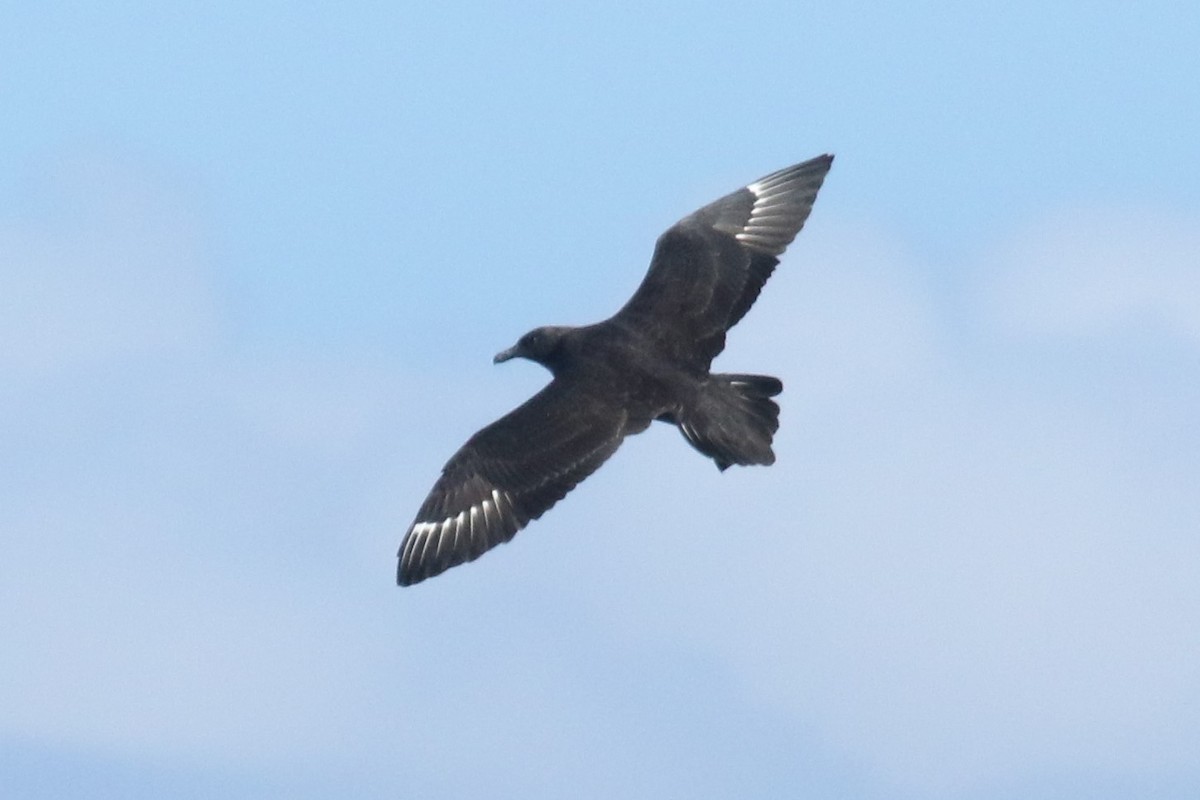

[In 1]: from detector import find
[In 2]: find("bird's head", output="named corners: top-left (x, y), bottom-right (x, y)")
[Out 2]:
top-left (494, 326), bottom-right (572, 370)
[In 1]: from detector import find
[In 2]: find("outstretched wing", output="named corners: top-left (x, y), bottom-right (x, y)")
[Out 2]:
top-left (613, 155), bottom-right (833, 368)
top-left (398, 377), bottom-right (627, 586)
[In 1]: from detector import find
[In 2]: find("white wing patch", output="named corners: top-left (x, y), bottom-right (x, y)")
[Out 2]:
top-left (735, 164), bottom-right (822, 255)
top-left (405, 486), bottom-right (518, 567)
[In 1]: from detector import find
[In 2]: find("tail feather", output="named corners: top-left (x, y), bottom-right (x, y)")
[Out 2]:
top-left (678, 373), bottom-right (782, 471)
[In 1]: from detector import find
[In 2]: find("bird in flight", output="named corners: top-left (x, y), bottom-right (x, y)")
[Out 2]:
top-left (398, 155), bottom-right (834, 586)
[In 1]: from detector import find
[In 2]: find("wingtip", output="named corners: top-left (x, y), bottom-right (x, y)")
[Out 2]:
top-left (397, 558), bottom-right (438, 587)
top-left (810, 152), bottom-right (835, 171)
top-left (396, 555), bottom-right (414, 586)
top-left (799, 153), bottom-right (835, 175)
top-left (397, 534), bottom-right (431, 586)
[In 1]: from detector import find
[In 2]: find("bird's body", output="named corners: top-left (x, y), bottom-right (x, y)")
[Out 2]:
top-left (399, 155), bottom-right (833, 585)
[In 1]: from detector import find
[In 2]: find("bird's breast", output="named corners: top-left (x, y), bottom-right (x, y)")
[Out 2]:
top-left (566, 323), bottom-right (701, 423)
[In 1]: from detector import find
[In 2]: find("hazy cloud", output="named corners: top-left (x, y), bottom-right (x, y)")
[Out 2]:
top-left (981, 208), bottom-right (1200, 345)
top-left (0, 155), bottom-right (220, 375)
top-left (2, 195), bottom-right (1197, 798)
top-left (578, 215), bottom-right (1200, 794)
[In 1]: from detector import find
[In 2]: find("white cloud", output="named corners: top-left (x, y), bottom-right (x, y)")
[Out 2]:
top-left (727, 218), bottom-right (941, 397)
top-left (0, 155), bottom-right (220, 375)
top-left (577, 212), bottom-right (1200, 795)
top-left (981, 207), bottom-right (1200, 345)
top-left (0, 155), bottom-right (412, 771)
top-left (2, 186), bottom-right (1197, 798)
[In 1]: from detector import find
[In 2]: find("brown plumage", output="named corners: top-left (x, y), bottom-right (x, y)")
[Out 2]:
top-left (398, 155), bottom-right (833, 586)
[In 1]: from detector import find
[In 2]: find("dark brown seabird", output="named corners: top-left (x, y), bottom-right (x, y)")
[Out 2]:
top-left (398, 155), bottom-right (834, 586)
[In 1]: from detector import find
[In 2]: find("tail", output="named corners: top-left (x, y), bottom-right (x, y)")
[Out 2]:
top-left (677, 374), bottom-right (782, 471)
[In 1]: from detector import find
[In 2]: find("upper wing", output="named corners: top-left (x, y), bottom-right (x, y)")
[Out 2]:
top-left (398, 377), bottom-right (627, 586)
top-left (613, 155), bottom-right (833, 368)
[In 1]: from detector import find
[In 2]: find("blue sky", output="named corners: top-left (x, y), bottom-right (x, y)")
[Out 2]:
top-left (3, 2), bottom-right (1199, 798)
